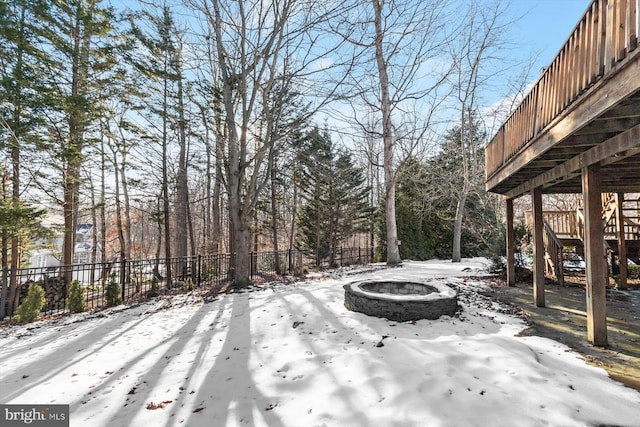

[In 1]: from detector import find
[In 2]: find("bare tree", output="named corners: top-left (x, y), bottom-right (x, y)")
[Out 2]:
top-left (332, 0), bottom-right (451, 264)
top-left (446, 0), bottom-right (513, 262)
top-left (191, 0), bottom-right (350, 286)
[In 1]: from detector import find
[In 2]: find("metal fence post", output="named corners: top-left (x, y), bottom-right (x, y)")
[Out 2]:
top-left (120, 258), bottom-right (126, 302)
top-left (197, 255), bottom-right (202, 287)
top-left (250, 251), bottom-right (254, 280)
top-left (1, 267), bottom-right (8, 319)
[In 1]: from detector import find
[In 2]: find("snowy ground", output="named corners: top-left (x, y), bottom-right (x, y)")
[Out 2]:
top-left (1, 258), bottom-right (639, 427)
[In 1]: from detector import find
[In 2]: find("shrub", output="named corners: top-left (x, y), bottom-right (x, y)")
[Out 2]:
top-left (514, 222), bottom-right (532, 268)
top-left (628, 264), bottom-right (640, 280)
top-left (105, 274), bottom-right (121, 307)
top-left (487, 256), bottom-right (506, 275)
top-left (147, 276), bottom-right (159, 298)
top-left (67, 280), bottom-right (86, 313)
top-left (14, 284), bottom-right (46, 323)
top-left (182, 277), bottom-right (193, 291)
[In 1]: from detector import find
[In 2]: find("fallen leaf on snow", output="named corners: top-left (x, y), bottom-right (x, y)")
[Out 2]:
top-left (146, 400), bottom-right (172, 410)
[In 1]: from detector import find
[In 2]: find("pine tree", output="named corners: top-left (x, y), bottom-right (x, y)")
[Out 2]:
top-left (127, 4), bottom-right (184, 284)
top-left (33, 0), bottom-right (116, 276)
top-left (297, 128), bottom-right (371, 265)
top-left (424, 113), bottom-right (502, 258)
top-left (394, 159), bottom-right (450, 260)
top-left (0, 0), bottom-right (51, 316)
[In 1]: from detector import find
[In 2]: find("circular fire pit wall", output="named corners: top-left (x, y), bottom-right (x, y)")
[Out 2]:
top-left (343, 280), bottom-right (458, 321)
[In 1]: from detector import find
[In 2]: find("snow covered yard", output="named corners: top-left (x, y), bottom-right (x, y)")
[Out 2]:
top-left (1, 259), bottom-right (639, 427)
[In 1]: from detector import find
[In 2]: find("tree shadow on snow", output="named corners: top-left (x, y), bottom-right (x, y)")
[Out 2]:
top-left (182, 293), bottom-right (286, 427)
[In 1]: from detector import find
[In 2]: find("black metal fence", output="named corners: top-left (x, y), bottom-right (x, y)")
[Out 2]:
top-left (2, 247), bottom-right (374, 319)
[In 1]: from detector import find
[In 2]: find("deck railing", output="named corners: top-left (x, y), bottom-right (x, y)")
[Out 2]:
top-left (486, 0), bottom-right (640, 179)
top-left (542, 211), bottom-right (579, 238)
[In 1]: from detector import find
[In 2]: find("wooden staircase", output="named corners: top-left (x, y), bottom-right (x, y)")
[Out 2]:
top-left (539, 193), bottom-right (640, 287)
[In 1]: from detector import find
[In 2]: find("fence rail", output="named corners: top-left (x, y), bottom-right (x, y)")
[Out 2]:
top-left (1, 247), bottom-right (374, 319)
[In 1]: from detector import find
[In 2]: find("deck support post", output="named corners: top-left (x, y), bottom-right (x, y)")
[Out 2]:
top-left (532, 187), bottom-right (545, 307)
top-left (506, 198), bottom-right (516, 286)
top-left (582, 164), bottom-right (608, 346)
top-left (615, 193), bottom-right (628, 290)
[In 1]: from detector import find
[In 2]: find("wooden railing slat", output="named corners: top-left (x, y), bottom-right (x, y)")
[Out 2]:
top-left (485, 0), bottom-right (640, 181)
top-left (597, 0), bottom-right (607, 76)
top-left (628, 0), bottom-right (638, 51)
top-left (616, 0), bottom-right (628, 62)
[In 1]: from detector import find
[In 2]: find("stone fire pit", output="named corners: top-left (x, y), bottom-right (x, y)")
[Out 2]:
top-left (343, 280), bottom-right (458, 321)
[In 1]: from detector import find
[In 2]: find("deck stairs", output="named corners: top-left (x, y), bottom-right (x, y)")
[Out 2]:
top-left (539, 194), bottom-right (640, 284)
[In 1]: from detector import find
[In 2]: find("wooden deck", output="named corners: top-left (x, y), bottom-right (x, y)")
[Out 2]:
top-left (489, 0), bottom-right (640, 347)
top-left (486, 0), bottom-right (640, 198)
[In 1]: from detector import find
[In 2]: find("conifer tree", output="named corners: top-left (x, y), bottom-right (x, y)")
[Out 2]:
top-left (127, 4), bottom-right (184, 283)
top-left (425, 113), bottom-right (502, 257)
top-left (0, 0), bottom-right (51, 315)
top-left (33, 0), bottom-right (116, 276)
top-left (297, 128), bottom-right (371, 265)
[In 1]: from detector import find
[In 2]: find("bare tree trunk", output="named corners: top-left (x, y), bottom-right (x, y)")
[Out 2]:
top-left (119, 156), bottom-right (132, 260)
top-left (200, 108), bottom-right (213, 250)
top-left (187, 190), bottom-right (196, 256)
top-left (270, 161), bottom-right (281, 274)
top-left (100, 133), bottom-right (107, 286)
top-left (1, 229), bottom-right (7, 319)
top-left (154, 195), bottom-right (163, 279)
top-left (112, 150), bottom-right (126, 267)
top-left (452, 106), bottom-right (470, 263)
top-left (175, 48), bottom-right (189, 262)
top-left (161, 62), bottom-right (172, 286)
top-left (372, 0), bottom-right (401, 265)
top-left (212, 111), bottom-right (224, 254)
top-left (288, 167), bottom-right (298, 252)
top-left (88, 171), bottom-right (98, 284)
top-left (1, 174), bottom-right (9, 318)
top-left (452, 187), bottom-right (469, 262)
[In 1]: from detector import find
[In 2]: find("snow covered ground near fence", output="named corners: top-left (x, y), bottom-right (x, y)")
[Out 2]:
top-left (1, 258), bottom-right (639, 427)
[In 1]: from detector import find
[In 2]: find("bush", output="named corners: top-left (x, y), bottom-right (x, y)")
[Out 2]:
top-left (105, 275), bottom-right (121, 307)
top-left (14, 284), bottom-right (47, 323)
top-left (67, 280), bottom-right (86, 313)
top-left (182, 277), bottom-right (193, 291)
top-left (628, 264), bottom-right (640, 280)
top-left (487, 256), bottom-right (506, 275)
top-left (147, 276), bottom-right (159, 298)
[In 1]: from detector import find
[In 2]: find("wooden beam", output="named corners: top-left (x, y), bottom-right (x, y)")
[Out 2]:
top-left (616, 192), bottom-right (629, 290)
top-left (486, 51), bottom-right (640, 192)
top-left (503, 123), bottom-right (640, 199)
top-left (506, 198), bottom-right (516, 287)
top-left (576, 116), bottom-right (640, 134)
top-left (532, 188), bottom-right (545, 307)
top-left (582, 164), bottom-right (608, 346)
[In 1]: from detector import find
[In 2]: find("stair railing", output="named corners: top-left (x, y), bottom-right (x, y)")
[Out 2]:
top-left (543, 219), bottom-right (564, 286)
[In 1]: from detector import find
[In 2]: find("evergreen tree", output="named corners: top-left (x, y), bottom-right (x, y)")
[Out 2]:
top-left (0, 0), bottom-right (52, 316)
top-left (33, 0), bottom-right (116, 275)
top-left (394, 159), bottom-right (452, 260)
top-left (424, 113), bottom-right (503, 258)
top-left (297, 127), bottom-right (371, 265)
top-left (127, 4), bottom-right (185, 283)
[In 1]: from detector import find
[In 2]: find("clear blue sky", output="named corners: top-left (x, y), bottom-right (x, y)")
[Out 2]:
top-left (510, 0), bottom-right (592, 70)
